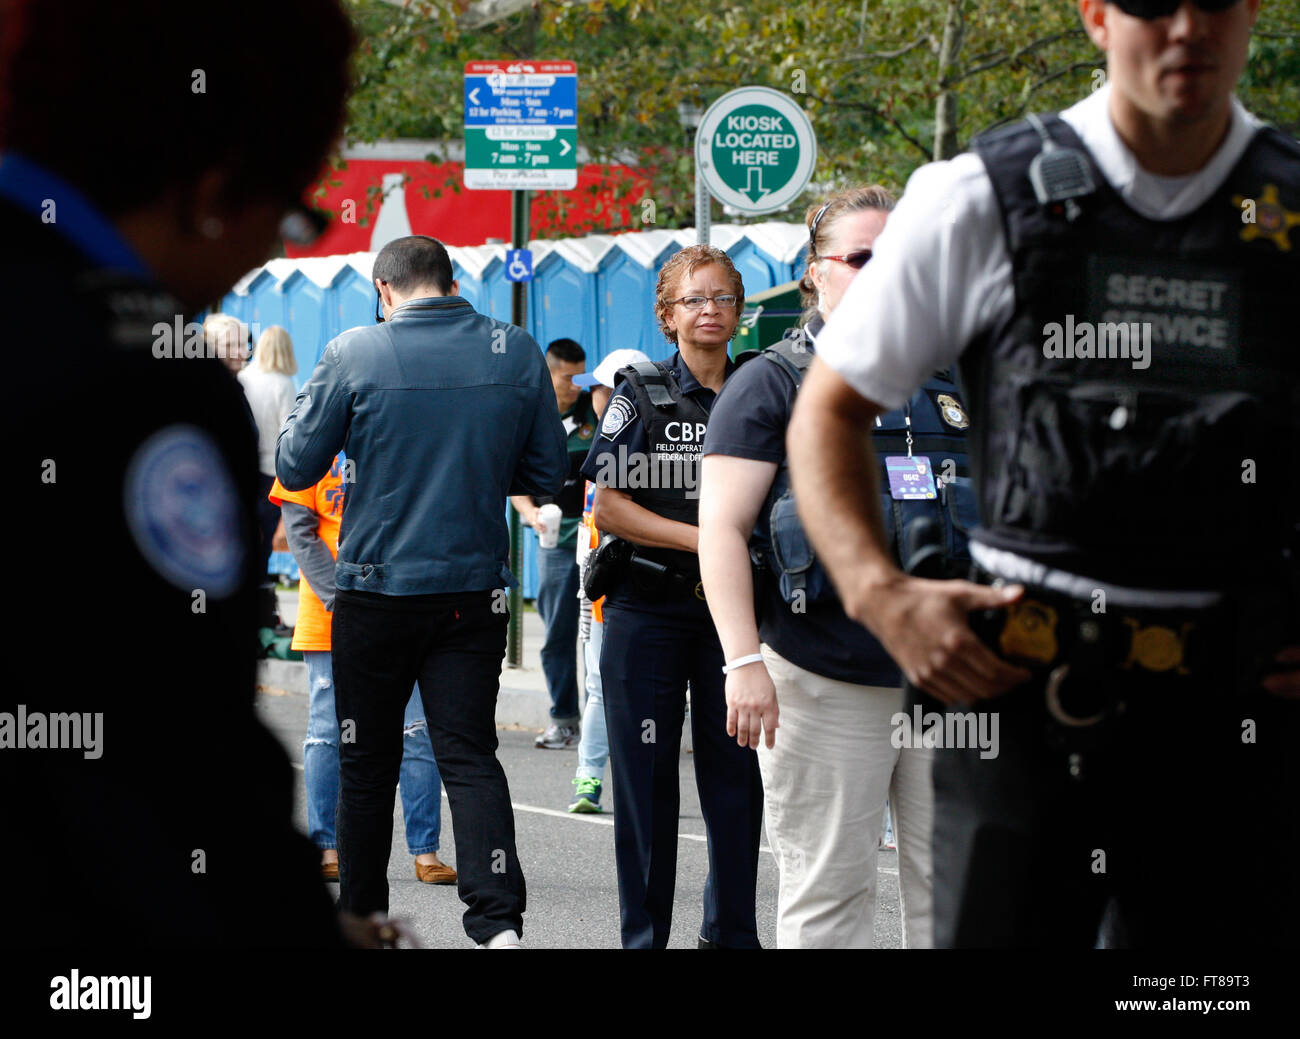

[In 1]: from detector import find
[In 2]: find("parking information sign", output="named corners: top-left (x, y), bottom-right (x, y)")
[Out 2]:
top-left (464, 60), bottom-right (577, 190)
top-left (696, 86), bottom-right (816, 215)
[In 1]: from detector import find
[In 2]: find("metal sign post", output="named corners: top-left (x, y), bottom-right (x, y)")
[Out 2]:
top-left (505, 188), bottom-right (530, 668)
top-left (696, 155), bottom-right (711, 247)
top-left (464, 59), bottom-right (575, 669)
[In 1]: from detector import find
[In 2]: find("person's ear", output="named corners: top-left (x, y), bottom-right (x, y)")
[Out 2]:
top-left (450, 278), bottom-right (459, 297)
top-left (808, 257), bottom-right (828, 299)
top-left (1079, 0), bottom-right (1109, 50)
top-left (376, 281), bottom-right (395, 308)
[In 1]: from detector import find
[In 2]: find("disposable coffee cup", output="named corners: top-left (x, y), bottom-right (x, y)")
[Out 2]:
top-left (538, 504), bottom-right (563, 549)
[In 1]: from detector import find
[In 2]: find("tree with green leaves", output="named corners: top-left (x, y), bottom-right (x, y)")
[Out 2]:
top-left (340, 0), bottom-right (1298, 235)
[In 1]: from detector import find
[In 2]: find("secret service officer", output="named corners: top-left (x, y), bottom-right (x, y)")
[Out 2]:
top-left (789, 0), bottom-right (1299, 947)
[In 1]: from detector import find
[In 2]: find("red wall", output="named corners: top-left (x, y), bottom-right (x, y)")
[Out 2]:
top-left (288, 157), bottom-right (654, 258)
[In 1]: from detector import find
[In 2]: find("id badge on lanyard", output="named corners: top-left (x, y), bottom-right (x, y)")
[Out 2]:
top-left (884, 403), bottom-right (937, 500)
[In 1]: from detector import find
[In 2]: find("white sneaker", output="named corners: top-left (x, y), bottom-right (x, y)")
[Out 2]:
top-left (476, 929), bottom-right (523, 949)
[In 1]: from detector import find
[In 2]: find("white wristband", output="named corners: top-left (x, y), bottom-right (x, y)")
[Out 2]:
top-left (722, 653), bottom-right (765, 674)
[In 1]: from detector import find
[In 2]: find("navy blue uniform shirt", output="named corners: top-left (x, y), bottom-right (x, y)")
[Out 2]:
top-left (579, 349), bottom-right (733, 492)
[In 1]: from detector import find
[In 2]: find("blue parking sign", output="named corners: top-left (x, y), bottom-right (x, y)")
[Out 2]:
top-left (505, 249), bottom-right (533, 282)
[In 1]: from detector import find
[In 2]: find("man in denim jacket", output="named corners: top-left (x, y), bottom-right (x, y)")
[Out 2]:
top-left (278, 235), bottom-right (567, 949)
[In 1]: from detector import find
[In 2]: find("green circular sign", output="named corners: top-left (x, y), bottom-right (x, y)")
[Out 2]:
top-left (696, 87), bottom-right (816, 215)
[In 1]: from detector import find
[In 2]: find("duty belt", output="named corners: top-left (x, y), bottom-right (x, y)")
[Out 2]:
top-left (966, 563), bottom-right (1228, 729)
top-left (627, 552), bottom-right (706, 602)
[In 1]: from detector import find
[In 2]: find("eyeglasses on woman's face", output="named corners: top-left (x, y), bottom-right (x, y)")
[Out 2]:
top-left (668, 294), bottom-right (739, 310)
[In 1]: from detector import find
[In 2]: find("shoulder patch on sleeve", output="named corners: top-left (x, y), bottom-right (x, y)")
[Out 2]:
top-left (123, 424), bottom-right (246, 599)
top-left (599, 395), bottom-right (637, 440)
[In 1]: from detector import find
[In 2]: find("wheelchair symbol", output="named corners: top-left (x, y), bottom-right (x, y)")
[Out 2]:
top-left (505, 249), bottom-right (533, 282)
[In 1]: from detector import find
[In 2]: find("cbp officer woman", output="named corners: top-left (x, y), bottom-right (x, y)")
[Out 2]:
top-left (580, 244), bottom-right (764, 949)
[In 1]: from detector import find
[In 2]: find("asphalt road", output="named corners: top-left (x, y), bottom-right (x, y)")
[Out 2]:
top-left (255, 686), bottom-right (904, 949)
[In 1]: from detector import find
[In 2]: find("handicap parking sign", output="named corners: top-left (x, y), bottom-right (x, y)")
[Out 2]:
top-left (505, 249), bottom-right (533, 282)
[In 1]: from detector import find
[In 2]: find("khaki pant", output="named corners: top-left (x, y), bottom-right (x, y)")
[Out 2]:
top-left (758, 645), bottom-right (934, 948)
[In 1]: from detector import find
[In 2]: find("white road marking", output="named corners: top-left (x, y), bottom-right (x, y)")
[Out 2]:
top-left (290, 766), bottom-right (899, 875)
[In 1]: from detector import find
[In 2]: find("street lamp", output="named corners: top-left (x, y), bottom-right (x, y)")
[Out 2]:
top-left (677, 99), bottom-right (708, 246)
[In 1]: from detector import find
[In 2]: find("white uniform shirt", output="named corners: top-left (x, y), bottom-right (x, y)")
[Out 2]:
top-left (816, 83), bottom-right (1265, 411)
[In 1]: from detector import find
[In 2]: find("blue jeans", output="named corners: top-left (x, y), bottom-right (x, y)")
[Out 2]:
top-left (537, 544), bottom-right (580, 723)
top-left (303, 650), bottom-right (442, 854)
top-left (576, 619), bottom-right (609, 780)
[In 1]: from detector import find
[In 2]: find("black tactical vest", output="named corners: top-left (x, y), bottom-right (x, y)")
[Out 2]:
top-left (618, 359), bottom-right (715, 574)
top-left (761, 327), bottom-right (979, 603)
top-left (968, 116), bottom-right (1300, 589)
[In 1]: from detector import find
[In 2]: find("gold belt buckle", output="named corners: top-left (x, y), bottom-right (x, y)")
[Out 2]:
top-left (1122, 618), bottom-right (1193, 674)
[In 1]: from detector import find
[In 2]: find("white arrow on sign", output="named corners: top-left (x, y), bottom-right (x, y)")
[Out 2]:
top-left (744, 167), bottom-right (770, 204)
top-left (559, 138), bottom-right (572, 157)
top-left (469, 87), bottom-right (481, 105)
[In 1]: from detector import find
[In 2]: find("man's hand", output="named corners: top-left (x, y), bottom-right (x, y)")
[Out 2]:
top-left (846, 574), bottom-right (1032, 705)
top-left (338, 911), bottom-right (420, 948)
top-left (510, 495), bottom-right (545, 533)
top-left (1262, 646), bottom-right (1300, 699)
top-left (725, 663), bottom-right (780, 750)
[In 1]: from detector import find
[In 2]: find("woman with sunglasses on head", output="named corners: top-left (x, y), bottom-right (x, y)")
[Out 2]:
top-left (697, 186), bottom-right (979, 948)
top-left (578, 244), bottom-right (764, 949)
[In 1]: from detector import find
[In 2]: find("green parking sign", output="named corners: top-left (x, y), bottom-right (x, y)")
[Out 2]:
top-left (696, 87), bottom-right (816, 215)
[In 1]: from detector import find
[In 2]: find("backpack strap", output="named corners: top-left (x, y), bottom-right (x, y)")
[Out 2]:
top-left (628, 360), bottom-right (677, 407)
top-left (760, 329), bottom-right (815, 389)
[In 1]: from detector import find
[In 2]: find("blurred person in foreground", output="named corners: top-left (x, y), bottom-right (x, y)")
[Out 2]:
top-left (3, 0), bottom-right (360, 945)
top-left (788, 0), bottom-right (1299, 947)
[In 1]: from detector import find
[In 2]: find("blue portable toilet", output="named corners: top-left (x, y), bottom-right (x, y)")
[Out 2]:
top-left (601, 231), bottom-right (679, 364)
top-left (450, 244), bottom-right (496, 315)
top-left (746, 222), bottom-right (811, 285)
top-left (451, 261), bottom-right (484, 312)
top-left (530, 239), bottom-right (598, 353)
top-left (725, 236), bottom-right (780, 298)
top-left (281, 269), bottom-right (330, 388)
top-left (245, 267), bottom-right (287, 342)
top-left (480, 252), bottom-right (518, 326)
top-left (218, 268), bottom-right (257, 328)
top-left (331, 263), bottom-right (378, 345)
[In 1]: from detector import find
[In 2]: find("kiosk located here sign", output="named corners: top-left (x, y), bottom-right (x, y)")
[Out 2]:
top-left (695, 86), bottom-right (816, 215)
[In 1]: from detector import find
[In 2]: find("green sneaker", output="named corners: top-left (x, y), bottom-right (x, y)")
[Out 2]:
top-left (568, 776), bottom-right (603, 813)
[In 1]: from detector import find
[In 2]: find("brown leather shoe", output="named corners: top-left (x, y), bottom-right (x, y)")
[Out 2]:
top-left (414, 854), bottom-right (457, 885)
top-left (321, 860), bottom-right (339, 882)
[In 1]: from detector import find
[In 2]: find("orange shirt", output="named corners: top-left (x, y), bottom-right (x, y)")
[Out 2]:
top-left (582, 480), bottom-right (604, 624)
top-left (268, 454), bottom-right (346, 651)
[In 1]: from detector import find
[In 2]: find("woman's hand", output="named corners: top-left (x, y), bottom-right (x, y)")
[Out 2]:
top-left (726, 660), bottom-right (780, 750)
